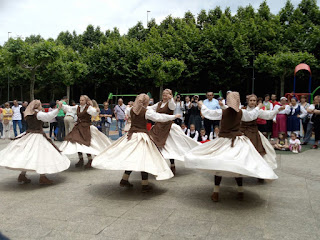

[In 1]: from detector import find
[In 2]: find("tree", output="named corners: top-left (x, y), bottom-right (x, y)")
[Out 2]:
top-left (138, 54), bottom-right (186, 97)
top-left (4, 38), bottom-right (60, 100)
top-left (255, 51), bottom-right (317, 96)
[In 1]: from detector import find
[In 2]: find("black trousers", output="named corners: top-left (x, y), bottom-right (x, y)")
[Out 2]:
top-left (125, 171), bottom-right (148, 180)
top-left (204, 118), bottom-right (220, 136)
top-left (49, 122), bottom-right (58, 138)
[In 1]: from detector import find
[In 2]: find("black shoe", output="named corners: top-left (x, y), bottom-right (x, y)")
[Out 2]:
top-left (75, 159), bottom-right (84, 168)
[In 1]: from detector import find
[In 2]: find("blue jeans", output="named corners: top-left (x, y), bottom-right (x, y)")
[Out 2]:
top-left (12, 120), bottom-right (22, 137)
top-left (118, 119), bottom-right (125, 137)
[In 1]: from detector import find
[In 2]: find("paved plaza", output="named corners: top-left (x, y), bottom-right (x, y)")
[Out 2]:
top-left (0, 132), bottom-right (320, 240)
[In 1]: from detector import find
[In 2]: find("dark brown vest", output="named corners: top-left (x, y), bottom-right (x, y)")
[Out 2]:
top-left (127, 108), bottom-right (148, 140)
top-left (149, 101), bottom-right (173, 148)
top-left (240, 120), bottom-right (266, 155)
top-left (17, 113), bottom-right (61, 153)
top-left (65, 105), bottom-right (92, 146)
top-left (219, 108), bottom-right (243, 147)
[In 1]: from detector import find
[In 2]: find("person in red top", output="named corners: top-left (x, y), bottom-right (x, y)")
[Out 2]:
top-left (270, 94), bottom-right (279, 107)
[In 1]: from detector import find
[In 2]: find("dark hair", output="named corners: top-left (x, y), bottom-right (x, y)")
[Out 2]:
top-left (300, 95), bottom-right (307, 100)
top-left (264, 94), bottom-right (270, 98)
top-left (291, 132), bottom-right (297, 137)
top-left (200, 128), bottom-right (205, 131)
top-left (214, 125), bottom-right (219, 129)
top-left (50, 101), bottom-right (56, 108)
top-left (278, 132), bottom-right (286, 139)
top-left (62, 96), bottom-right (67, 100)
top-left (257, 97), bottom-right (263, 102)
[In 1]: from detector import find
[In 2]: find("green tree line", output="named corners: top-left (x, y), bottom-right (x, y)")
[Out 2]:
top-left (1, 0), bottom-right (320, 103)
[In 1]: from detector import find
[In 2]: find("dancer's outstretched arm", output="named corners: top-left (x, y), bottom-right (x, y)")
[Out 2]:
top-left (145, 108), bottom-right (179, 122)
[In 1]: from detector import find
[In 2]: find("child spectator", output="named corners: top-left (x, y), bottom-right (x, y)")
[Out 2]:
top-left (187, 124), bottom-right (199, 141)
top-left (274, 132), bottom-right (289, 151)
top-left (198, 128), bottom-right (209, 143)
top-left (180, 122), bottom-right (189, 135)
top-left (289, 132), bottom-right (301, 153)
top-left (209, 125), bottom-right (219, 140)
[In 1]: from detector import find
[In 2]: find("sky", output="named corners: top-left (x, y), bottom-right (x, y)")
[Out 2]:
top-left (0, 0), bottom-right (317, 45)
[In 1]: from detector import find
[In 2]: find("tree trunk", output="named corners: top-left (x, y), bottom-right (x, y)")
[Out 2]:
top-left (280, 76), bottom-right (285, 97)
top-left (20, 85), bottom-right (23, 101)
top-left (30, 70), bottom-right (36, 101)
top-left (159, 84), bottom-right (163, 100)
top-left (66, 85), bottom-right (70, 104)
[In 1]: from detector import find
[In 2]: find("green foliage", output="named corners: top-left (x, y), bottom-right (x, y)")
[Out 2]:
top-left (1, 0), bottom-right (320, 103)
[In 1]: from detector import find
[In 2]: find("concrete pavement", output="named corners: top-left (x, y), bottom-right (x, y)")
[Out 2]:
top-left (0, 137), bottom-right (320, 240)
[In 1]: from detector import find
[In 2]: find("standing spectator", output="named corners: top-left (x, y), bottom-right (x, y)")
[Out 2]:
top-left (91, 100), bottom-right (101, 129)
top-left (203, 92), bottom-right (220, 136)
top-left (2, 102), bottom-right (13, 139)
top-left (287, 97), bottom-right (307, 137)
top-left (302, 96), bottom-right (319, 145)
top-left (270, 94), bottom-right (279, 108)
top-left (49, 101), bottom-right (58, 140)
top-left (20, 101), bottom-right (28, 133)
top-left (299, 95), bottom-right (310, 137)
top-left (309, 95), bottom-right (320, 149)
top-left (272, 97), bottom-right (290, 138)
top-left (174, 94), bottom-right (184, 126)
top-left (64, 100), bottom-right (77, 136)
top-left (184, 96), bottom-right (191, 126)
top-left (188, 95), bottom-right (202, 132)
top-left (257, 98), bottom-right (267, 137)
top-left (114, 98), bottom-right (126, 137)
top-left (100, 102), bottom-right (112, 137)
top-left (11, 100), bottom-right (22, 137)
top-left (263, 94), bottom-right (273, 139)
top-left (56, 96), bottom-right (67, 141)
top-left (0, 106), bottom-right (3, 138)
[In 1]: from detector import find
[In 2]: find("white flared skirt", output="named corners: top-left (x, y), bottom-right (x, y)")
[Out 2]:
top-left (259, 132), bottom-right (277, 169)
top-left (59, 125), bottom-right (112, 155)
top-left (0, 133), bottom-right (70, 174)
top-left (161, 123), bottom-right (200, 161)
top-left (184, 136), bottom-right (278, 179)
top-left (92, 133), bottom-right (174, 180)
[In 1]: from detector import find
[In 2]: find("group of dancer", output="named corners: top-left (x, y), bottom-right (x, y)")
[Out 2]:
top-left (0, 90), bottom-right (285, 201)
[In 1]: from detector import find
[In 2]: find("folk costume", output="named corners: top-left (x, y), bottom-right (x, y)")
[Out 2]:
top-left (0, 100), bottom-right (70, 185)
top-left (149, 89), bottom-right (200, 175)
top-left (184, 92), bottom-right (278, 202)
top-left (92, 94), bottom-right (176, 192)
top-left (272, 98), bottom-right (290, 138)
top-left (287, 103), bottom-right (307, 137)
top-left (240, 99), bottom-right (281, 170)
top-left (59, 97), bottom-right (111, 169)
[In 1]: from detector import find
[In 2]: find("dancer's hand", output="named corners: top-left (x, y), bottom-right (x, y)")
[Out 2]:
top-left (278, 105), bottom-right (285, 111)
top-left (258, 103), bottom-right (263, 109)
top-left (218, 100), bottom-right (224, 107)
top-left (197, 101), bottom-right (203, 108)
top-left (175, 114), bottom-right (181, 119)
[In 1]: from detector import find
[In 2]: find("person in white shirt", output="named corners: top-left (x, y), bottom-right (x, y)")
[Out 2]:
top-left (263, 94), bottom-right (273, 139)
top-left (180, 122), bottom-right (189, 135)
top-left (64, 100), bottom-right (77, 136)
top-left (187, 124), bottom-right (199, 141)
top-left (289, 132), bottom-right (301, 153)
top-left (173, 94), bottom-right (184, 126)
top-left (11, 100), bottom-right (22, 137)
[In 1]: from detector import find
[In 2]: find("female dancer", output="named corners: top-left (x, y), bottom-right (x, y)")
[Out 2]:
top-left (149, 89), bottom-right (200, 175)
top-left (184, 92), bottom-right (278, 202)
top-left (0, 100), bottom-right (70, 184)
top-left (92, 94), bottom-right (180, 192)
top-left (287, 97), bottom-right (307, 137)
top-left (272, 97), bottom-right (290, 138)
top-left (240, 94), bottom-right (285, 171)
top-left (59, 95), bottom-right (111, 169)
